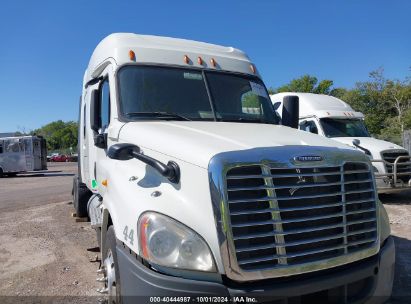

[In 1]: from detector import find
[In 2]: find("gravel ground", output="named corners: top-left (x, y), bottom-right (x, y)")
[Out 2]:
top-left (0, 163), bottom-right (100, 303)
top-left (0, 163), bottom-right (410, 303)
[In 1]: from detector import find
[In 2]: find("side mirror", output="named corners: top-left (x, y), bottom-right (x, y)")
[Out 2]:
top-left (107, 143), bottom-right (140, 160)
top-left (352, 139), bottom-right (361, 146)
top-left (107, 143), bottom-right (181, 184)
top-left (282, 96), bottom-right (299, 129)
top-left (90, 89), bottom-right (101, 133)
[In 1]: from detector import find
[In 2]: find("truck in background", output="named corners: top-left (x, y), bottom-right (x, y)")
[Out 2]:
top-left (0, 135), bottom-right (47, 176)
top-left (74, 33), bottom-right (394, 303)
top-left (271, 92), bottom-right (411, 193)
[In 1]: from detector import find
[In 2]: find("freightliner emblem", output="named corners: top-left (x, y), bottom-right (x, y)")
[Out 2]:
top-left (289, 156), bottom-right (323, 196)
top-left (294, 155), bottom-right (323, 162)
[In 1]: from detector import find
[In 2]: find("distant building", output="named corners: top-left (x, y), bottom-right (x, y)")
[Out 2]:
top-left (0, 133), bottom-right (17, 138)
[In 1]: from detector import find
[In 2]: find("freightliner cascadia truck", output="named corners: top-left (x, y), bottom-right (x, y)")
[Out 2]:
top-left (271, 92), bottom-right (411, 194)
top-left (73, 33), bottom-right (394, 304)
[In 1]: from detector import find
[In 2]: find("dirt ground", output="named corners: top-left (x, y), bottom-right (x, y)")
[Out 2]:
top-left (0, 163), bottom-right (100, 303)
top-left (0, 162), bottom-right (410, 303)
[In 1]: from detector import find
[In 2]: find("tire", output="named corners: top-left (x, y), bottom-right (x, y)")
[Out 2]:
top-left (72, 176), bottom-right (92, 218)
top-left (96, 227), bottom-right (102, 250)
top-left (103, 226), bottom-right (122, 303)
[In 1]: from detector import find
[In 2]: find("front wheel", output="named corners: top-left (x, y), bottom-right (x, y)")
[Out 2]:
top-left (72, 176), bottom-right (92, 217)
top-left (102, 226), bottom-right (122, 303)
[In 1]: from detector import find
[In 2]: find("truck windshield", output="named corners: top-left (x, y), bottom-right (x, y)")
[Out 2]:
top-left (117, 65), bottom-right (278, 124)
top-left (320, 118), bottom-right (370, 138)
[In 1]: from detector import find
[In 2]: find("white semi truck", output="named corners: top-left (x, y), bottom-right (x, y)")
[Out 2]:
top-left (74, 33), bottom-right (394, 303)
top-left (271, 92), bottom-right (411, 194)
top-left (0, 135), bottom-right (47, 176)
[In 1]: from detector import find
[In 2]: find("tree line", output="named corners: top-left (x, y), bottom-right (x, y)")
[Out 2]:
top-left (31, 120), bottom-right (77, 153)
top-left (27, 66), bottom-right (411, 151)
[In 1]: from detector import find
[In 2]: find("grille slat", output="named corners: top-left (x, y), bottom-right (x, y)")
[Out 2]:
top-left (230, 202), bottom-right (344, 216)
top-left (231, 212), bottom-right (345, 227)
top-left (226, 162), bottom-right (378, 271)
top-left (238, 243), bottom-right (348, 265)
top-left (236, 233), bottom-right (347, 253)
top-left (233, 222), bottom-right (346, 240)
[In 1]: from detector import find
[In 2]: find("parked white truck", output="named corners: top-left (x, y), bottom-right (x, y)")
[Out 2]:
top-left (271, 92), bottom-right (411, 194)
top-left (0, 135), bottom-right (47, 176)
top-left (74, 33), bottom-right (394, 303)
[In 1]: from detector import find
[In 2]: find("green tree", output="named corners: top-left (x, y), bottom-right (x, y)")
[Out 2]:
top-left (273, 75), bottom-right (334, 95)
top-left (32, 120), bottom-right (78, 152)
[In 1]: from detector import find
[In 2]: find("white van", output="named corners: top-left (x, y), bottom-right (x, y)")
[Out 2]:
top-left (74, 33), bottom-right (394, 303)
top-left (271, 92), bottom-right (411, 193)
top-left (0, 135), bottom-right (47, 176)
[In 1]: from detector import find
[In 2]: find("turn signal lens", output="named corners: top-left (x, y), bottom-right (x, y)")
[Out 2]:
top-left (183, 55), bottom-right (190, 64)
top-left (197, 56), bottom-right (203, 65)
top-left (210, 58), bottom-right (217, 67)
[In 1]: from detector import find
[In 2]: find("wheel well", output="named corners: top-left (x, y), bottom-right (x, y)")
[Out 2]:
top-left (107, 213), bottom-right (113, 227)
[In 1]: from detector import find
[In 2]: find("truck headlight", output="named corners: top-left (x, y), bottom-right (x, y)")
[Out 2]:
top-left (138, 212), bottom-right (216, 272)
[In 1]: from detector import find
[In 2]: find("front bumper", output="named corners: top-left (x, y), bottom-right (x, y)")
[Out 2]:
top-left (117, 237), bottom-right (395, 304)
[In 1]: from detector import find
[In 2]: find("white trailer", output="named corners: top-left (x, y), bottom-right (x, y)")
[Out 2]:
top-left (0, 135), bottom-right (47, 176)
top-left (271, 92), bottom-right (411, 193)
top-left (74, 33), bottom-right (394, 303)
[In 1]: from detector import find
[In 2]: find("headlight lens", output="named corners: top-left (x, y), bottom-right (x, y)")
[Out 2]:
top-left (138, 212), bottom-right (216, 272)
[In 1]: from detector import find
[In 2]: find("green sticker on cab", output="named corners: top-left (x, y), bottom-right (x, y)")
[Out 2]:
top-left (92, 179), bottom-right (98, 189)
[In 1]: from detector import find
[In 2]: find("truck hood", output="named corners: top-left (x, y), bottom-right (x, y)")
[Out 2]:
top-left (119, 121), bottom-right (353, 168)
top-left (331, 137), bottom-right (406, 159)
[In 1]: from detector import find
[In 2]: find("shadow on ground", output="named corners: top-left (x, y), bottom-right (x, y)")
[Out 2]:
top-left (379, 190), bottom-right (411, 205)
top-left (389, 235), bottom-right (411, 303)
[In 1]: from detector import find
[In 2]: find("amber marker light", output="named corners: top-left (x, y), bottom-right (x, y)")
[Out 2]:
top-left (184, 55), bottom-right (190, 64)
top-left (250, 64), bottom-right (256, 74)
top-left (102, 179), bottom-right (108, 187)
top-left (139, 215), bottom-right (150, 259)
top-left (129, 50), bottom-right (136, 62)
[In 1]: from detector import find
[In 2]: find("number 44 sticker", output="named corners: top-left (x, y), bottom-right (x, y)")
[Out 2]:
top-left (123, 226), bottom-right (134, 245)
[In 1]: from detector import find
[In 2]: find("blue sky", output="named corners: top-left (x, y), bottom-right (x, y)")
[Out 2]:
top-left (0, 0), bottom-right (410, 132)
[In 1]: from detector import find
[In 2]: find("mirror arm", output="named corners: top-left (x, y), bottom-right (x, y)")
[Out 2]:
top-left (353, 140), bottom-right (371, 156)
top-left (131, 151), bottom-right (180, 183)
top-left (107, 143), bottom-right (181, 183)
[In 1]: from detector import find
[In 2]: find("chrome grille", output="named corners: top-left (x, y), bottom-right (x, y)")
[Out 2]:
top-left (382, 150), bottom-right (411, 183)
top-left (226, 162), bottom-right (377, 271)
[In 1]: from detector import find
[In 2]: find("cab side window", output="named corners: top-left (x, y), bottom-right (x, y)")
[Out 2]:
top-left (100, 79), bottom-right (110, 131)
top-left (300, 120), bottom-right (318, 134)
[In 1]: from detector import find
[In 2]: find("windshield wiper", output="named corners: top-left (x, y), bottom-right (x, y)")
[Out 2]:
top-left (125, 112), bottom-right (192, 121)
top-left (219, 118), bottom-right (267, 123)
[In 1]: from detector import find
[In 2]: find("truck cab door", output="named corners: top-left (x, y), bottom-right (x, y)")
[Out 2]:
top-left (86, 76), bottom-right (111, 191)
